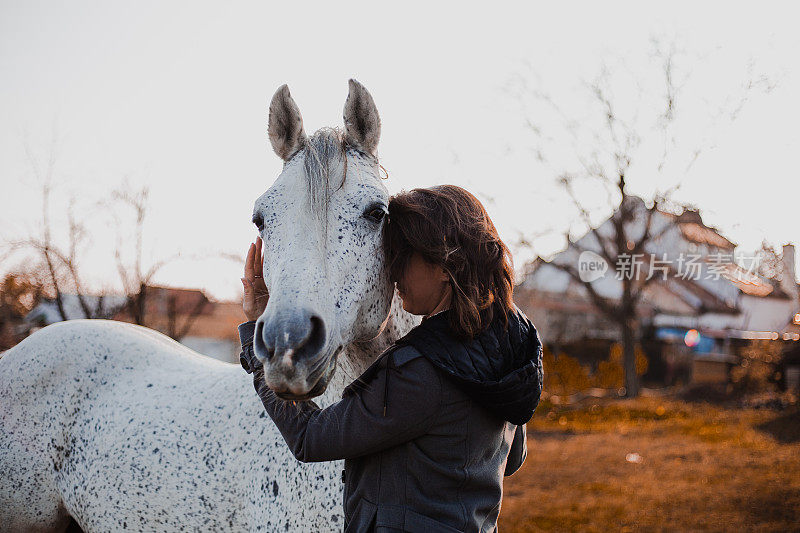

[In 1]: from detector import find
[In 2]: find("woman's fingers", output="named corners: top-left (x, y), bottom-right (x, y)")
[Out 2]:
top-left (242, 239), bottom-right (269, 321)
top-left (244, 242), bottom-right (255, 280)
top-left (254, 237), bottom-right (266, 286)
top-left (242, 238), bottom-right (268, 313)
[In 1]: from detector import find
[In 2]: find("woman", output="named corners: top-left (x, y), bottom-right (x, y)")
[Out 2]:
top-left (238, 185), bottom-right (543, 532)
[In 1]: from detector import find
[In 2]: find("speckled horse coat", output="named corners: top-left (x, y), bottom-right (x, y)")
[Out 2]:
top-left (0, 80), bottom-right (419, 532)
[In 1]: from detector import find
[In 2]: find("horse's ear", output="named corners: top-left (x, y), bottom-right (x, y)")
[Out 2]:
top-left (268, 84), bottom-right (307, 161)
top-left (343, 79), bottom-right (381, 156)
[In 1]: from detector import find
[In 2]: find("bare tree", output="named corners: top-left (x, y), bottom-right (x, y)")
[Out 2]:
top-left (1, 134), bottom-right (115, 321)
top-left (101, 179), bottom-right (212, 340)
top-left (512, 36), bottom-right (775, 397)
top-left (1, 135), bottom-right (220, 341)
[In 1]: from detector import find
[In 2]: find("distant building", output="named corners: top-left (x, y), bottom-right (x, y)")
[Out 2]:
top-left (111, 285), bottom-right (244, 363)
top-left (515, 196), bottom-right (800, 387)
top-left (21, 286), bottom-right (245, 364)
top-left (25, 293), bottom-right (129, 328)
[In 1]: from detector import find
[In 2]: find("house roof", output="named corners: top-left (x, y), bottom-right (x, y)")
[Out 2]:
top-left (659, 208), bottom-right (737, 250)
top-left (138, 285), bottom-right (214, 316)
top-left (720, 262), bottom-right (792, 299)
top-left (25, 293), bottom-right (128, 325)
top-left (678, 222), bottom-right (737, 250)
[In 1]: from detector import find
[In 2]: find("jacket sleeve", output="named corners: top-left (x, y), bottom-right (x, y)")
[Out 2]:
top-left (503, 423), bottom-right (527, 477)
top-left (238, 321), bottom-right (258, 373)
top-left (237, 321), bottom-right (444, 463)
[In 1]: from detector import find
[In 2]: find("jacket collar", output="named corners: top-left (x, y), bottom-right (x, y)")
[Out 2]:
top-left (341, 305), bottom-right (544, 425)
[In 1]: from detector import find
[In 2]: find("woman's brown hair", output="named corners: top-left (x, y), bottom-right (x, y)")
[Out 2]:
top-left (383, 184), bottom-right (515, 341)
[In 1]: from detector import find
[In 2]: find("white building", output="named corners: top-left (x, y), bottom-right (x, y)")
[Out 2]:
top-left (516, 196), bottom-right (800, 384)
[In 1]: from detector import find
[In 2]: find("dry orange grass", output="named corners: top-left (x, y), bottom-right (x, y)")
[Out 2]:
top-left (498, 394), bottom-right (800, 532)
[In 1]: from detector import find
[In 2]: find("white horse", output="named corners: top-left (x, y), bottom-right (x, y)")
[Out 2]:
top-left (0, 79), bottom-right (419, 532)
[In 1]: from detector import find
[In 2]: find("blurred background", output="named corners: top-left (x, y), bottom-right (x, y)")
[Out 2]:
top-left (1, 1), bottom-right (798, 530)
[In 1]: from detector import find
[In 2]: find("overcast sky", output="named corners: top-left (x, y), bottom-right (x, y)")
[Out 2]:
top-left (1, 1), bottom-right (798, 302)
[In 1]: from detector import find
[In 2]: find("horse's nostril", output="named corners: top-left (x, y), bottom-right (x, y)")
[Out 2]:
top-left (305, 315), bottom-right (325, 354)
top-left (254, 320), bottom-right (275, 362)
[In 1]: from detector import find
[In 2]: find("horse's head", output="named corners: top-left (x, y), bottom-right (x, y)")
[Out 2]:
top-left (251, 79), bottom-right (394, 400)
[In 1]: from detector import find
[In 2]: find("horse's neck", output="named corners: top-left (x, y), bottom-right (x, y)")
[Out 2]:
top-left (315, 293), bottom-right (419, 407)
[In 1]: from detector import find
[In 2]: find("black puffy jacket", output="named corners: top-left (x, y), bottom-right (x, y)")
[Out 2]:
top-left (238, 303), bottom-right (543, 532)
top-left (389, 303), bottom-right (543, 426)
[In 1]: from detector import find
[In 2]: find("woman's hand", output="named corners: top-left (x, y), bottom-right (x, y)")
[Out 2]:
top-left (242, 236), bottom-right (270, 322)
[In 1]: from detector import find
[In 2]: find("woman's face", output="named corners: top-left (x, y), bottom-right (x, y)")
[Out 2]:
top-left (395, 251), bottom-right (451, 316)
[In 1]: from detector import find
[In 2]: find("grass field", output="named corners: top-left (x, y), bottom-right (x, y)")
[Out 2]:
top-left (498, 390), bottom-right (800, 532)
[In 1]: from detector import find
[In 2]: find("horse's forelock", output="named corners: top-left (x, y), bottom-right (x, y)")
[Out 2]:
top-left (302, 128), bottom-right (346, 231)
top-left (301, 127), bottom-right (379, 238)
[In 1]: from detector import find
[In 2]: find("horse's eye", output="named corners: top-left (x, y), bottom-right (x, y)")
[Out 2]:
top-left (252, 213), bottom-right (264, 232)
top-left (365, 207), bottom-right (386, 223)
